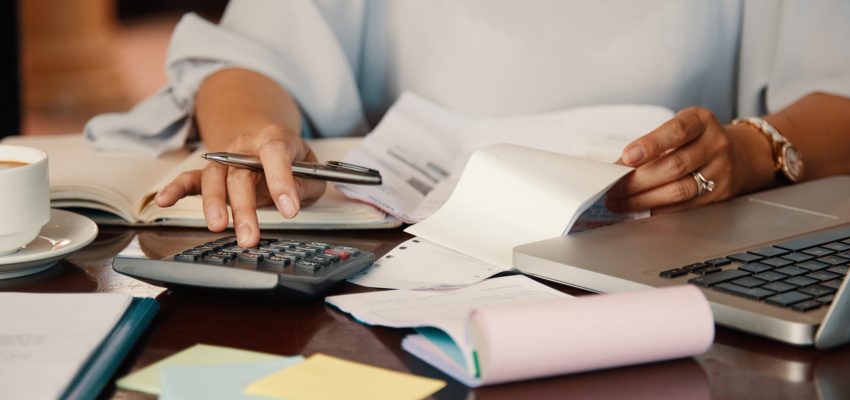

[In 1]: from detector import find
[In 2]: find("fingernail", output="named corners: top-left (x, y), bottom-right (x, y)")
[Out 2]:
top-left (206, 204), bottom-right (222, 229)
top-left (622, 146), bottom-right (645, 165)
top-left (236, 222), bottom-right (252, 246)
top-left (277, 194), bottom-right (298, 218)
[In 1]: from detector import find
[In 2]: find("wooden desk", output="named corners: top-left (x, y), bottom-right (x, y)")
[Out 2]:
top-left (2, 226), bottom-right (849, 399)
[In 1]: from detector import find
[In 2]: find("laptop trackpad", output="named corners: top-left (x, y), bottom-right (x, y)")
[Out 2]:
top-left (653, 198), bottom-right (838, 246)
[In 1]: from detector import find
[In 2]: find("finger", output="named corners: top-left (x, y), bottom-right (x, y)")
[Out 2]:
top-left (226, 168), bottom-right (261, 248)
top-left (607, 161), bottom-right (721, 213)
top-left (258, 141), bottom-right (301, 218)
top-left (154, 170), bottom-right (203, 207)
top-left (608, 135), bottom-right (712, 199)
top-left (201, 162), bottom-right (229, 232)
top-left (620, 108), bottom-right (711, 167)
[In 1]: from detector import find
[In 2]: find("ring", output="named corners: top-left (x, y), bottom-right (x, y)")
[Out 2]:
top-left (692, 171), bottom-right (716, 196)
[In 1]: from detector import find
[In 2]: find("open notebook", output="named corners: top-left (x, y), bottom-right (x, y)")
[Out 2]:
top-left (0, 135), bottom-right (400, 229)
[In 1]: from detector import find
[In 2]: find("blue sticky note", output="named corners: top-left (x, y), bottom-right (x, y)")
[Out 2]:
top-left (159, 357), bottom-right (304, 400)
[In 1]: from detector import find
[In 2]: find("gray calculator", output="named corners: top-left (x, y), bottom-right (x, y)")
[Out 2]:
top-left (112, 236), bottom-right (374, 300)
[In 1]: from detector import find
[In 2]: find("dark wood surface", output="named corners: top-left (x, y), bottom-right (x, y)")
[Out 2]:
top-left (2, 225), bottom-right (849, 400)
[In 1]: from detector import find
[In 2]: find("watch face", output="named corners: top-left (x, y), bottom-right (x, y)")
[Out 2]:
top-left (781, 144), bottom-right (804, 182)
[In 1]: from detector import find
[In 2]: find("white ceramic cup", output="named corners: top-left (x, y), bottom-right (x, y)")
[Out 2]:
top-left (0, 145), bottom-right (50, 256)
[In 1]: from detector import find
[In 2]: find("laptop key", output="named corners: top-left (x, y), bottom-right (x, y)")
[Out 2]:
top-left (804, 247), bottom-right (834, 257)
top-left (799, 284), bottom-right (836, 297)
top-left (781, 252), bottom-right (814, 263)
top-left (688, 269), bottom-right (750, 287)
top-left (693, 266), bottom-right (722, 275)
top-left (791, 300), bottom-right (822, 312)
top-left (816, 255), bottom-right (849, 266)
top-left (727, 253), bottom-right (763, 263)
top-left (762, 257), bottom-right (794, 268)
top-left (776, 228), bottom-right (850, 251)
top-left (706, 257), bottom-right (732, 266)
top-left (739, 262), bottom-right (773, 274)
top-left (750, 246), bottom-right (789, 258)
top-left (731, 276), bottom-right (767, 288)
top-left (823, 242), bottom-right (850, 252)
top-left (806, 270), bottom-right (840, 282)
top-left (682, 262), bottom-right (711, 272)
top-left (762, 281), bottom-right (796, 294)
top-left (784, 276), bottom-right (818, 287)
top-left (714, 283), bottom-right (775, 300)
top-left (827, 265), bottom-right (848, 276)
top-left (816, 294), bottom-right (835, 305)
top-left (765, 291), bottom-right (812, 307)
top-left (659, 268), bottom-right (688, 278)
top-left (752, 271), bottom-right (788, 282)
top-left (797, 260), bottom-right (830, 272)
top-left (774, 266), bottom-right (808, 277)
top-left (823, 279), bottom-right (844, 290)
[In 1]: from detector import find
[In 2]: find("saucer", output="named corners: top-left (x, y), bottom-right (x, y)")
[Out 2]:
top-left (0, 209), bottom-right (98, 279)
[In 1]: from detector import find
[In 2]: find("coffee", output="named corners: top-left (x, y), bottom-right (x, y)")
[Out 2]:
top-left (0, 160), bottom-right (29, 170)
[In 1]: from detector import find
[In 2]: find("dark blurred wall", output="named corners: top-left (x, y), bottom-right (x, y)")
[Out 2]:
top-left (1, 0), bottom-right (20, 137)
top-left (117, 0), bottom-right (228, 22)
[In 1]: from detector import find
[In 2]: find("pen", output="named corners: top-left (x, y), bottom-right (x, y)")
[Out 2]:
top-left (202, 152), bottom-right (382, 185)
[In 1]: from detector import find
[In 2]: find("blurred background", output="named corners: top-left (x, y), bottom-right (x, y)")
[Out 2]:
top-left (2, 0), bottom-right (228, 138)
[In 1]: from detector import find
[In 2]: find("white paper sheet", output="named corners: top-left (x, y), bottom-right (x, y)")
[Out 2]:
top-left (338, 93), bottom-right (672, 224)
top-left (0, 293), bottom-right (132, 399)
top-left (407, 144), bottom-right (634, 268)
top-left (348, 238), bottom-right (510, 290)
top-left (327, 275), bottom-right (570, 375)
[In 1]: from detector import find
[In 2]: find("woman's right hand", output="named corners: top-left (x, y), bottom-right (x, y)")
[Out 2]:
top-left (154, 124), bottom-right (327, 248)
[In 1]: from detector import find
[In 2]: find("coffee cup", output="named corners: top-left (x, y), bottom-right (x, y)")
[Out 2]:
top-left (0, 145), bottom-right (50, 256)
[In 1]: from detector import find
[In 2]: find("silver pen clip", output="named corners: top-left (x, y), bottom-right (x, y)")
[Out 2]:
top-left (326, 161), bottom-right (381, 176)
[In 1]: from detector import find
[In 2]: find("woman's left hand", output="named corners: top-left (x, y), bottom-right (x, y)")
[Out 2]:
top-left (605, 107), bottom-right (772, 214)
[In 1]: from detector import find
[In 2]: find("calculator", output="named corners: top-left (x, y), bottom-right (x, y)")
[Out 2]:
top-left (112, 236), bottom-right (374, 300)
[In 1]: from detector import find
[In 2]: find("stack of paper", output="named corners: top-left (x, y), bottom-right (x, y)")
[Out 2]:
top-left (344, 93), bottom-right (673, 290)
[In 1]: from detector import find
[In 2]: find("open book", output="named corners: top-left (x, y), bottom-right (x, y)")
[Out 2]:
top-left (327, 275), bottom-right (714, 387)
top-left (0, 135), bottom-right (400, 229)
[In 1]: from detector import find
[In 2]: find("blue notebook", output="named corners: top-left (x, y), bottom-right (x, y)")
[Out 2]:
top-left (61, 297), bottom-right (159, 400)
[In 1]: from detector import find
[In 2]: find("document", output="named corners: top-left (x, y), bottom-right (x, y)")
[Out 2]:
top-left (348, 238), bottom-right (510, 290)
top-left (0, 292), bottom-right (132, 399)
top-left (244, 353), bottom-right (446, 400)
top-left (327, 276), bottom-right (715, 387)
top-left (337, 92), bottom-right (672, 224)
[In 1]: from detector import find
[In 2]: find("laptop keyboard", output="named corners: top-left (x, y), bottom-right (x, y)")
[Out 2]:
top-left (659, 228), bottom-right (849, 313)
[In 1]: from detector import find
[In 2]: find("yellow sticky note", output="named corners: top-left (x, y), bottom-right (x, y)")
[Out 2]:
top-left (117, 344), bottom-right (284, 395)
top-left (245, 353), bottom-right (446, 400)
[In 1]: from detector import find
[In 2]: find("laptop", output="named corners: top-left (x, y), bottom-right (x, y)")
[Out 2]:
top-left (514, 175), bottom-right (850, 349)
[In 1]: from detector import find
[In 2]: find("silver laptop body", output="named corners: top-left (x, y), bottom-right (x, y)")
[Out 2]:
top-left (514, 175), bottom-right (850, 349)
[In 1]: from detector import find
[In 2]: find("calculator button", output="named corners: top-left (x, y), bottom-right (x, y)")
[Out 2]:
top-left (174, 254), bottom-right (199, 262)
top-left (280, 254), bottom-right (300, 264)
top-left (203, 255), bottom-right (229, 265)
top-left (294, 247), bottom-right (318, 255)
top-left (333, 246), bottom-right (361, 256)
top-left (212, 251), bottom-right (237, 260)
top-left (247, 250), bottom-right (275, 258)
top-left (182, 249), bottom-right (208, 257)
top-left (287, 251), bottom-right (309, 259)
top-left (238, 253), bottom-right (264, 264)
top-left (306, 256), bottom-right (332, 266)
top-left (264, 255), bottom-right (290, 267)
top-left (324, 248), bottom-right (351, 260)
top-left (308, 242), bottom-right (332, 250)
top-left (312, 253), bottom-right (339, 263)
top-left (295, 260), bottom-right (323, 272)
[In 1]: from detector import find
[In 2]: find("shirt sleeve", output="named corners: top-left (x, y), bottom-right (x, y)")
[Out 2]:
top-left (767, 0), bottom-right (850, 112)
top-left (85, 0), bottom-right (368, 156)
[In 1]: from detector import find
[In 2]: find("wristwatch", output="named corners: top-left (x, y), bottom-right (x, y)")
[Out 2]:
top-left (733, 117), bottom-right (804, 183)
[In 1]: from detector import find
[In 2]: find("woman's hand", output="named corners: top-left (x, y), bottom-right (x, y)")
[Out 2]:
top-left (154, 124), bottom-right (327, 247)
top-left (606, 107), bottom-right (774, 214)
